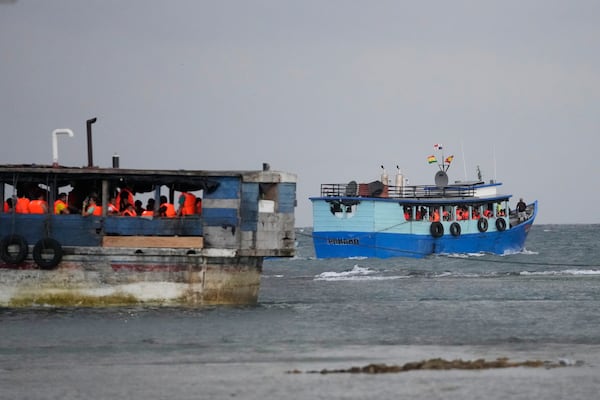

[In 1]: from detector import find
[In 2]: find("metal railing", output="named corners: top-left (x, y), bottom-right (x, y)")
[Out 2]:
top-left (319, 183), bottom-right (476, 199)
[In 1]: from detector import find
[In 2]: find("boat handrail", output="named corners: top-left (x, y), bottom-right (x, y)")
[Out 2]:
top-left (319, 183), bottom-right (477, 199)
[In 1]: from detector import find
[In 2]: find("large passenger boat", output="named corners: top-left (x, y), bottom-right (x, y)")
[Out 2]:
top-left (0, 120), bottom-right (296, 306)
top-left (310, 151), bottom-right (536, 259)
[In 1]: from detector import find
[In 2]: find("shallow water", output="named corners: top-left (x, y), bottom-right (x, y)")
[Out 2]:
top-left (1, 225), bottom-right (600, 399)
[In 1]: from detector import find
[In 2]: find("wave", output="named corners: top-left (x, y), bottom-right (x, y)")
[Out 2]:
top-left (314, 265), bottom-right (408, 281)
top-left (520, 269), bottom-right (600, 276)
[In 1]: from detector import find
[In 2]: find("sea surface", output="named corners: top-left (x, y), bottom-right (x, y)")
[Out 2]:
top-left (1, 224), bottom-right (600, 399)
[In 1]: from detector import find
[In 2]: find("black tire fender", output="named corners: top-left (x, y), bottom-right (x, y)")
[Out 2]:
top-left (430, 222), bottom-right (444, 238)
top-left (496, 218), bottom-right (507, 232)
top-left (32, 238), bottom-right (63, 270)
top-left (477, 218), bottom-right (488, 232)
top-left (450, 222), bottom-right (461, 237)
top-left (0, 234), bottom-right (29, 265)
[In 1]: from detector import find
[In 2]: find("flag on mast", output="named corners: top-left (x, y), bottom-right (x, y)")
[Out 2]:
top-left (434, 143), bottom-right (443, 150)
top-left (445, 155), bottom-right (454, 164)
top-left (427, 155), bottom-right (437, 164)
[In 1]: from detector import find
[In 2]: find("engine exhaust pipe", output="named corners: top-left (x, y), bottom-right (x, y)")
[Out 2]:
top-left (86, 117), bottom-right (97, 167)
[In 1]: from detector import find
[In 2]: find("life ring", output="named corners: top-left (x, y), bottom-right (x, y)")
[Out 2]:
top-left (430, 222), bottom-right (444, 238)
top-left (32, 238), bottom-right (63, 270)
top-left (477, 218), bottom-right (489, 233)
top-left (450, 222), bottom-right (461, 237)
top-left (495, 218), bottom-right (507, 232)
top-left (0, 234), bottom-right (29, 265)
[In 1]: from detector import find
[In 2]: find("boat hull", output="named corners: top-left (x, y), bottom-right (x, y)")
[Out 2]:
top-left (313, 219), bottom-right (534, 258)
top-left (0, 248), bottom-right (262, 307)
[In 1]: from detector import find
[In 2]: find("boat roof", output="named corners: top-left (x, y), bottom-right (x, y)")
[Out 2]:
top-left (0, 164), bottom-right (296, 193)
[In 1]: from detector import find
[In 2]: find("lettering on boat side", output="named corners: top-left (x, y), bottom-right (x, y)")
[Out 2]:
top-left (327, 238), bottom-right (359, 245)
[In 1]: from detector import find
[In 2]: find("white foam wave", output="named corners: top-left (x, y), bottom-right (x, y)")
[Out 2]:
top-left (520, 269), bottom-right (600, 276)
top-left (315, 265), bottom-right (374, 280)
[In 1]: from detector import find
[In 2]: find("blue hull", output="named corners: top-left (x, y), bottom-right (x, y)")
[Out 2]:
top-left (313, 219), bottom-right (534, 258)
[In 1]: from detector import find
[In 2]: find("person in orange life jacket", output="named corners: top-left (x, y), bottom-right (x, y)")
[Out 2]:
top-left (29, 191), bottom-right (48, 214)
top-left (159, 195), bottom-right (176, 217)
top-left (177, 191), bottom-right (196, 216)
top-left (107, 197), bottom-right (119, 215)
top-left (430, 209), bottom-right (440, 222)
top-left (54, 193), bottom-right (70, 214)
top-left (15, 188), bottom-right (31, 214)
top-left (456, 208), bottom-right (463, 220)
top-left (122, 203), bottom-right (137, 217)
top-left (471, 208), bottom-right (480, 220)
top-left (141, 199), bottom-right (155, 217)
top-left (134, 200), bottom-right (144, 216)
top-left (116, 187), bottom-right (135, 213)
top-left (3, 198), bottom-right (13, 213)
top-left (82, 196), bottom-right (101, 216)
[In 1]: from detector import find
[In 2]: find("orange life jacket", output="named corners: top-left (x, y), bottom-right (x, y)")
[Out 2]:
top-left (161, 202), bottom-right (176, 217)
top-left (141, 209), bottom-right (154, 217)
top-left (29, 199), bottom-right (47, 214)
top-left (179, 192), bottom-right (196, 215)
top-left (16, 197), bottom-right (30, 214)
top-left (54, 199), bottom-right (68, 214)
top-left (122, 208), bottom-right (137, 217)
top-left (3, 201), bottom-right (9, 213)
top-left (116, 189), bottom-right (135, 212)
top-left (93, 205), bottom-right (103, 216)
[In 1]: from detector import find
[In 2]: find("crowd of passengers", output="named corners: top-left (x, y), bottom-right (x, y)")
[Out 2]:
top-left (2, 185), bottom-right (202, 218)
top-left (403, 204), bottom-right (506, 222)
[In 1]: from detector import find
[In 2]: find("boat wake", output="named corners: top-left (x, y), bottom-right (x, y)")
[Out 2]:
top-left (314, 265), bottom-right (406, 282)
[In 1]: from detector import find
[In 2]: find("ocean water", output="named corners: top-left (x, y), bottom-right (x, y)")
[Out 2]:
top-left (1, 224), bottom-right (600, 399)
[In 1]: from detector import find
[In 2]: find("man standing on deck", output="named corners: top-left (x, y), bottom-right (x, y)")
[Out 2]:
top-left (516, 198), bottom-right (527, 222)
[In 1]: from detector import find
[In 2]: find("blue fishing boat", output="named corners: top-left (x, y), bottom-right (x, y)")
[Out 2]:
top-left (310, 149), bottom-right (536, 259)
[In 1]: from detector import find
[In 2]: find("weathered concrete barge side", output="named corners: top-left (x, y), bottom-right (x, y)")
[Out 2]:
top-left (0, 166), bottom-right (296, 306)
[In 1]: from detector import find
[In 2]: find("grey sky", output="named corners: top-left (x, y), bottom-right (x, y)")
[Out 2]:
top-left (2, 0), bottom-right (599, 226)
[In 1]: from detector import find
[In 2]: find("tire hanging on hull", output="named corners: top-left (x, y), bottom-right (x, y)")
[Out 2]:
top-left (450, 222), bottom-right (461, 237)
top-left (32, 238), bottom-right (63, 270)
top-left (477, 218), bottom-right (489, 233)
top-left (0, 234), bottom-right (28, 265)
top-left (430, 222), bottom-right (444, 238)
top-left (495, 218), bottom-right (507, 232)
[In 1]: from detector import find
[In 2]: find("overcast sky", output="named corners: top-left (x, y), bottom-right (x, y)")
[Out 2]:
top-left (2, 0), bottom-right (599, 226)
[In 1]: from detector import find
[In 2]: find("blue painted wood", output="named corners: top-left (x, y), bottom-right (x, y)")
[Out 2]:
top-left (278, 183), bottom-right (296, 213)
top-left (103, 216), bottom-right (203, 236)
top-left (202, 208), bottom-right (239, 227)
top-left (0, 214), bottom-right (204, 248)
top-left (205, 177), bottom-right (240, 199)
top-left (240, 183), bottom-right (259, 232)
